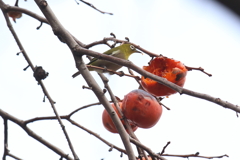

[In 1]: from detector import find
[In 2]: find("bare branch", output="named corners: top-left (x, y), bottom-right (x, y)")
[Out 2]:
top-left (1, 6), bottom-right (35, 71)
top-left (85, 37), bottom-right (159, 57)
top-left (155, 97), bottom-right (171, 110)
top-left (4, 4), bottom-right (48, 24)
top-left (3, 118), bottom-right (8, 160)
top-left (186, 66), bottom-right (212, 77)
top-left (130, 137), bottom-right (167, 160)
top-left (78, 0), bottom-right (113, 15)
top-left (72, 65), bottom-right (141, 79)
top-left (68, 102), bottom-right (103, 117)
top-left (161, 153), bottom-right (229, 159)
top-left (0, 109), bottom-right (74, 160)
top-left (68, 119), bottom-right (128, 155)
top-left (24, 115), bottom-right (128, 155)
top-left (6, 152), bottom-right (23, 160)
top-left (159, 141), bottom-right (171, 155)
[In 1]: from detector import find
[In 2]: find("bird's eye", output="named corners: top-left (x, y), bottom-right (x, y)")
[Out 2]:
top-left (130, 45), bottom-right (135, 50)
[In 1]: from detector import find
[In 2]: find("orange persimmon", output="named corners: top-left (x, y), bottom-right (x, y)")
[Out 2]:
top-left (141, 56), bottom-right (187, 97)
top-left (102, 102), bottom-right (138, 133)
top-left (122, 89), bottom-right (162, 129)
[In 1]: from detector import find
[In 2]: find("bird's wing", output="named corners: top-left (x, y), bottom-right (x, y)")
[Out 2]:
top-left (88, 49), bottom-right (121, 65)
top-left (110, 49), bottom-right (121, 56)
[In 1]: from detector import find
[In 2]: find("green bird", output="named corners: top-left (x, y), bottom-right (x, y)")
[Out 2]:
top-left (72, 44), bottom-right (141, 78)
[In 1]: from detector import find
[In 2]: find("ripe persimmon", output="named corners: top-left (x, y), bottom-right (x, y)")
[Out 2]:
top-left (122, 89), bottom-right (162, 129)
top-left (102, 102), bottom-right (138, 133)
top-left (141, 56), bottom-right (187, 97)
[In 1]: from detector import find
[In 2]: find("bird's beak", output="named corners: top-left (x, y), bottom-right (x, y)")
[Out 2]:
top-left (135, 50), bottom-right (143, 55)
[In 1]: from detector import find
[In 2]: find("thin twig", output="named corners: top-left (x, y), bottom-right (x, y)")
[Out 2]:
top-left (6, 152), bottom-right (23, 160)
top-left (1, 7), bottom-right (35, 71)
top-left (68, 119), bottom-right (128, 155)
top-left (130, 137), bottom-right (167, 160)
top-left (159, 141), bottom-right (170, 155)
top-left (128, 68), bottom-right (142, 86)
top-left (185, 66), bottom-right (212, 77)
top-left (155, 97), bottom-right (171, 110)
top-left (85, 37), bottom-right (159, 57)
top-left (78, 0), bottom-right (113, 15)
top-left (68, 102), bottom-right (104, 117)
top-left (24, 114), bottom-right (128, 155)
top-left (4, 4), bottom-right (49, 24)
top-left (3, 118), bottom-right (8, 160)
top-left (3, 108), bottom-right (22, 160)
top-left (161, 153), bottom-right (228, 159)
top-left (72, 65), bottom-right (141, 78)
top-left (38, 82), bottom-right (79, 160)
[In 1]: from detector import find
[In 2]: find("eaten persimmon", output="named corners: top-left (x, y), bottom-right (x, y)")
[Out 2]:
top-left (141, 56), bottom-right (187, 97)
top-left (102, 102), bottom-right (138, 133)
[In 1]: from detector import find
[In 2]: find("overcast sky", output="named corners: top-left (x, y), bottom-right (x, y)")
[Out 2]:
top-left (1, 0), bottom-right (240, 160)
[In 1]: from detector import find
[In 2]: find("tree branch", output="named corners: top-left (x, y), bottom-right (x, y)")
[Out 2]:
top-left (0, 109), bottom-right (74, 160)
top-left (3, 118), bottom-right (8, 160)
top-left (161, 153), bottom-right (228, 159)
top-left (24, 114), bottom-right (128, 156)
top-left (72, 65), bottom-right (141, 79)
top-left (130, 137), bottom-right (167, 160)
top-left (78, 0), bottom-right (113, 15)
top-left (85, 36), bottom-right (159, 57)
top-left (4, 4), bottom-right (48, 24)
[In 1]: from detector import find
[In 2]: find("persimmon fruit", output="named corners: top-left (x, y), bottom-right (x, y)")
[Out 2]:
top-left (137, 156), bottom-right (152, 160)
top-left (122, 89), bottom-right (162, 129)
top-left (141, 56), bottom-right (187, 97)
top-left (8, 11), bottom-right (22, 23)
top-left (102, 102), bottom-right (138, 133)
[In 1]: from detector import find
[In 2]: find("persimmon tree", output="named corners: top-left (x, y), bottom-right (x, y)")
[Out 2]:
top-left (0, 0), bottom-right (239, 160)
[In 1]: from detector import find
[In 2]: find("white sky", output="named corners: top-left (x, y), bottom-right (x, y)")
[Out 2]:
top-left (1, 0), bottom-right (240, 160)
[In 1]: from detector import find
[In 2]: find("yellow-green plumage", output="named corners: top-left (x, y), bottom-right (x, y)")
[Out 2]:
top-left (87, 44), bottom-right (141, 73)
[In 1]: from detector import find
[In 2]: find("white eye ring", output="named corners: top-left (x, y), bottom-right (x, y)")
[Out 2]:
top-left (130, 45), bottom-right (135, 50)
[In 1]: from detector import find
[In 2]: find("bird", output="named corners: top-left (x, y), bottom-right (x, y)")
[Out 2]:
top-left (72, 44), bottom-right (141, 78)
